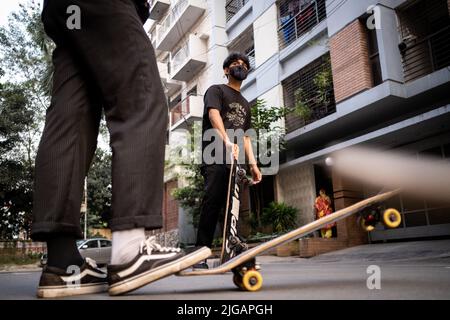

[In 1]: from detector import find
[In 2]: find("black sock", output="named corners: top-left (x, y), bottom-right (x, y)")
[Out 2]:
top-left (46, 235), bottom-right (84, 270)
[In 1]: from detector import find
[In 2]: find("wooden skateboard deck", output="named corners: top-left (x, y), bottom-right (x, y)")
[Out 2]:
top-left (220, 159), bottom-right (248, 264)
top-left (177, 189), bottom-right (401, 290)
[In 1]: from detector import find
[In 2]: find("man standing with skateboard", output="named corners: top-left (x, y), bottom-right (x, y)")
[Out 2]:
top-left (194, 53), bottom-right (262, 269)
top-left (32, 0), bottom-right (210, 298)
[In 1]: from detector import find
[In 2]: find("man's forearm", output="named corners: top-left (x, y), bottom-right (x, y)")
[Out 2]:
top-left (209, 110), bottom-right (230, 144)
top-left (244, 136), bottom-right (257, 166)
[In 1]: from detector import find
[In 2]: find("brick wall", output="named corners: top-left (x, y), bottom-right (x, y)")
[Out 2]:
top-left (299, 238), bottom-right (348, 258)
top-left (163, 180), bottom-right (179, 231)
top-left (332, 173), bottom-right (368, 247)
top-left (0, 241), bottom-right (46, 255)
top-left (329, 19), bottom-right (373, 103)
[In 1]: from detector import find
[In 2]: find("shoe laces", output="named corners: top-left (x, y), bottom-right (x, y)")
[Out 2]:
top-left (139, 236), bottom-right (181, 255)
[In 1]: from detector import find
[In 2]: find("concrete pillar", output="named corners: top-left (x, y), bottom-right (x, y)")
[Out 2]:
top-left (376, 4), bottom-right (404, 83)
top-left (207, 0), bottom-right (230, 86)
top-left (253, 3), bottom-right (279, 68)
top-left (332, 171), bottom-right (368, 246)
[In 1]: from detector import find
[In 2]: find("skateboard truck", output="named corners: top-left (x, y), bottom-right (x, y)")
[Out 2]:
top-left (358, 204), bottom-right (402, 232)
top-left (232, 258), bottom-right (263, 292)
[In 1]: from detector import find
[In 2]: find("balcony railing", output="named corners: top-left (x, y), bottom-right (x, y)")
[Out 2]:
top-left (159, 0), bottom-right (187, 37)
top-left (172, 45), bottom-right (190, 75)
top-left (156, 0), bottom-right (206, 52)
top-left (284, 90), bottom-right (336, 132)
top-left (170, 94), bottom-right (203, 128)
top-left (247, 48), bottom-right (256, 71)
top-left (170, 35), bottom-right (206, 81)
top-left (399, 25), bottom-right (450, 83)
top-left (282, 54), bottom-right (335, 133)
top-left (277, 0), bottom-right (326, 50)
top-left (226, 0), bottom-right (250, 23)
top-left (149, 0), bottom-right (171, 21)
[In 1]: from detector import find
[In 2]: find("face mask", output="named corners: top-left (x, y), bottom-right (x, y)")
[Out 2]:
top-left (229, 65), bottom-right (248, 81)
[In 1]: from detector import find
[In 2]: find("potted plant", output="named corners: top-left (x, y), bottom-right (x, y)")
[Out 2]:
top-left (261, 202), bottom-right (299, 257)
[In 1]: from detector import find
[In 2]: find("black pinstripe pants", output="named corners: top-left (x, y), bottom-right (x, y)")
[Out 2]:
top-left (31, 0), bottom-right (167, 240)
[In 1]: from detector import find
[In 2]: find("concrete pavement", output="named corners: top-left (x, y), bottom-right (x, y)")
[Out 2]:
top-left (0, 239), bottom-right (449, 300)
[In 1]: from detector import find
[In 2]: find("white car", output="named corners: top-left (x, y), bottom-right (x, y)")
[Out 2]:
top-left (76, 238), bottom-right (112, 265)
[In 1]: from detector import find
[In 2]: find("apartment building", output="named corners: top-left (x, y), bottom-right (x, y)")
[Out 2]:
top-left (146, 0), bottom-right (450, 252)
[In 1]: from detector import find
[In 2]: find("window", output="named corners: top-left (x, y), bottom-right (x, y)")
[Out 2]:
top-left (397, 0), bottom-right (450, 82)
top-left (278, 0), bottom-right (327, 49)
top-left (226, 0), bottom-right (250, 22)
top-left (187, 86), bottom-right (197, 97)
top-left (100, 240), bottom-right (111, 248)
top-left (228, 26), bottom-right (255, 72)
top-left (85, 240), bottom-right (99, 249)
top-left (282, 54), bottom-right (336, 132)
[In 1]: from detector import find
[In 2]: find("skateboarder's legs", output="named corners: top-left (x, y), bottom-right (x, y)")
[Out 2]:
top-left (31, 1), bottom-right (213, 298)
top-left (196, 164), bottom-right (230, 247)
top-left (32, 0), bottom-right (167, 240)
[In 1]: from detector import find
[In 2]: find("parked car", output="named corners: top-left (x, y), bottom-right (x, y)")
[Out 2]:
top-left (77, 238), bottom-right (112, 266)
top-left (40, 237), bottom-right (112, 267)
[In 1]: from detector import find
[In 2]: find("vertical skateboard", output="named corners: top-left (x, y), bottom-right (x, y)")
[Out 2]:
top-left (220, 158), bottom-right (251, 264)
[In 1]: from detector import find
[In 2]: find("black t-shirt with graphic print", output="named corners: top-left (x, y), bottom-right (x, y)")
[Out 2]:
top-left (201, 84), bottom-right (251, 166)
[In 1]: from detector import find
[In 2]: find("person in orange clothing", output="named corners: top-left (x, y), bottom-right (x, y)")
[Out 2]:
top-left (314, 189), bottom-right (335, 238)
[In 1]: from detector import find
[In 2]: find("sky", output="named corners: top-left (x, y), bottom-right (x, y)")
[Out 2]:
top-left (0, 0), bottom-right (23, 27)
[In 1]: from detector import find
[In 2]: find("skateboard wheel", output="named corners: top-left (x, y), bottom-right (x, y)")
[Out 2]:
top-left (382, 208), bottom-right (402, 228)
top-left (237, 169), bottom-right (246, 176)
top-left (359, 216), bottom-right (375, 232)
top-left (242, 270), bottom-right (263, 292)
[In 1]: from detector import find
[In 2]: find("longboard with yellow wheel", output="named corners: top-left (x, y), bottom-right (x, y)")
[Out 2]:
top-left (177, 189), bottom-right (402, 292)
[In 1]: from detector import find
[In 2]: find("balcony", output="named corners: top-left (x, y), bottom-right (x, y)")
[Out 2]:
top-left (149, 26), bottom-right (162, 55)
top-left (277, 0), bottom-right (326, 50)
top-left (149, 0), bottom-right (170, 21)
top-left (171, 34), bottom-right (207, 82)
top-left (158, 61), bottom-right (182, 96)
top-left (247, 48), bottom-right (255, 71)
top-left (282, 54), bottom-right (336, 133)
top-left (156, 0), bottom-right (206, 52)
top-left (226, 0), bottom-right (250, 23)
top-left (397, 0), bottom-right (450, 83)
top-left (170, 95), bottom-right (204, 130)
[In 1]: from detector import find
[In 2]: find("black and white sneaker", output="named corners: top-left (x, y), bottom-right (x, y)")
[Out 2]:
top-left (107, 237), bottom-right (211, 296)
top-left (37, 258), bottom-right (108, 298)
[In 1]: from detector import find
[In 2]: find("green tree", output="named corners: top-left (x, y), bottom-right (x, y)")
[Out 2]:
top-left (0, 0), bottom-right (53, 239)
top-left (0, 84), bottom-right (35, 239)
top-left (86, 148), bottom-right (112, 229)
top-left (171, 123), bottom-right (204, 229)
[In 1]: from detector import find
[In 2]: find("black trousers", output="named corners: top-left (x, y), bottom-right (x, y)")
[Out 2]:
top-left (32, 0), bottom-right (168, 241)
top-left (196, 165), bottom-right (231, 247)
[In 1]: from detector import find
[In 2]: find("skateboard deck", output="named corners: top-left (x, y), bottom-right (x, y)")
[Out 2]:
top-left (220, 159), bottom-right (248, 264)
top-left (178, 189), bottom-right (402, 291)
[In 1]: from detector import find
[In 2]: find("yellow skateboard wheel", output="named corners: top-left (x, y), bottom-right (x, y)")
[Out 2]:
top-left (242, 270), bottom-right (263, 292)
top-left (383, 208), bottom-right (402, 228)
